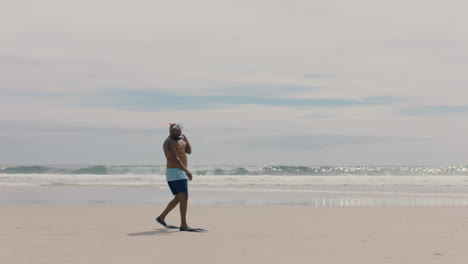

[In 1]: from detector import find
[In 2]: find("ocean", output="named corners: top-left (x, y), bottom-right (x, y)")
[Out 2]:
top-left (1, 164), bottom-right (468, 206)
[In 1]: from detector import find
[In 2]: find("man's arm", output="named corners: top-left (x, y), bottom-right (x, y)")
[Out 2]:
top-left (183, 134), bottom-right (192, 154)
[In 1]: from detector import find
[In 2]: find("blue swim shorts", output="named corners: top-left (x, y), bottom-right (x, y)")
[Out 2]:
top-left (166, 168), bottom-right (188, 181)
top-left (167, 179), bottom-right (188, 195)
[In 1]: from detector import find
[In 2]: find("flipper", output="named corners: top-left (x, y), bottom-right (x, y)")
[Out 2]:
top-left (157, 219), bottom-right (207, 232)
top-left (179, 226), bottom-right (208, 232)
top-left (191, 228), bottom-right (208, 232)
top-left (156, 219), bottom-right (183, 230)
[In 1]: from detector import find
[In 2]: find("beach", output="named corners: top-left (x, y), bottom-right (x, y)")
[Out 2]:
top-left (3, 0), bottom-right (468, 262)
top-left (2, 205), bottom-right (468, 264)
top-left (2, 165), bottom-right (468, 263)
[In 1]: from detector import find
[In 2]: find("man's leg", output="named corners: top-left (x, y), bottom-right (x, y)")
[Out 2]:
top-left (158, 195), bottom-right (181, 221)
top-left (178, 192), bottom-right (189, 228)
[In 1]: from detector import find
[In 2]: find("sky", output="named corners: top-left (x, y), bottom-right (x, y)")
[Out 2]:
top-left (1, 0), bottom-right (467, 165)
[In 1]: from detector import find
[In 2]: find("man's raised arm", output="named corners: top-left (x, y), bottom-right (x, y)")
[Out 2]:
top-left (183, 134), bottom-right (192, 154)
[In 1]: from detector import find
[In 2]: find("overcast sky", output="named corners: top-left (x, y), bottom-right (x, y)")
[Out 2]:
top-left (1, 0), bottom-right (467, 165)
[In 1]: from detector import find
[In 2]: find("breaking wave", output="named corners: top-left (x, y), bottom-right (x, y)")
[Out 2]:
top-left (1, 164), bottom-right (467, 176)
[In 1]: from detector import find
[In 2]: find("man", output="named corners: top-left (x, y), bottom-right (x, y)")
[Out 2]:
top-left (156, 123), bottom-right (194, 231)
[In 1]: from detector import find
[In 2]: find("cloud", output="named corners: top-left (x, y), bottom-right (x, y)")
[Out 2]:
top-left (0, 56), bottom-right (45, 67)
top-left (221, 132), bottom-right (429, 151)
top-left (2, 0), bottom-right (468, 164)
top-left (402, 105), bottom-right (468, 115)
top-left (1, 87), bottom-right (401, 112)
top-left (93, 89), bottom-right (401, 111)
top-left (302, 73), bottom-right (335, 79)
top-left (304, 114), bottom-right (332, 119)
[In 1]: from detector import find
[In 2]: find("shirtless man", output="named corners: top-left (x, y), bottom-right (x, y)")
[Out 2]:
top-left (156, 123), bottom-right (194, 231)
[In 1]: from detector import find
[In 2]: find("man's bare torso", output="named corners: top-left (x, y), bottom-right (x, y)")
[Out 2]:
top-left (163, 137), bottom-right (188, 168)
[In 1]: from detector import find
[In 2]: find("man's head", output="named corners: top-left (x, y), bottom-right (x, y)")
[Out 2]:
top-left (169, 123), bottom-right (183, 140)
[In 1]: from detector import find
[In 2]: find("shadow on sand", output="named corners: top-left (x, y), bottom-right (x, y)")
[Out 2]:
top-left (128, 228), bottom-right (178, 236)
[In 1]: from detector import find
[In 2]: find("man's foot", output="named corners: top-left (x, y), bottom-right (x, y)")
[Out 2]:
top-left (179, 226), bottom-right (207, 232)
top-left (156, 217), bottom-right (168, 227)
top-left (179, 225), bottom-right (195, 231)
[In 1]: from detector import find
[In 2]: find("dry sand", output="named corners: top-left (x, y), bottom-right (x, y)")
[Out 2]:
top-left (1, 205), bottom-right (468, 264)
